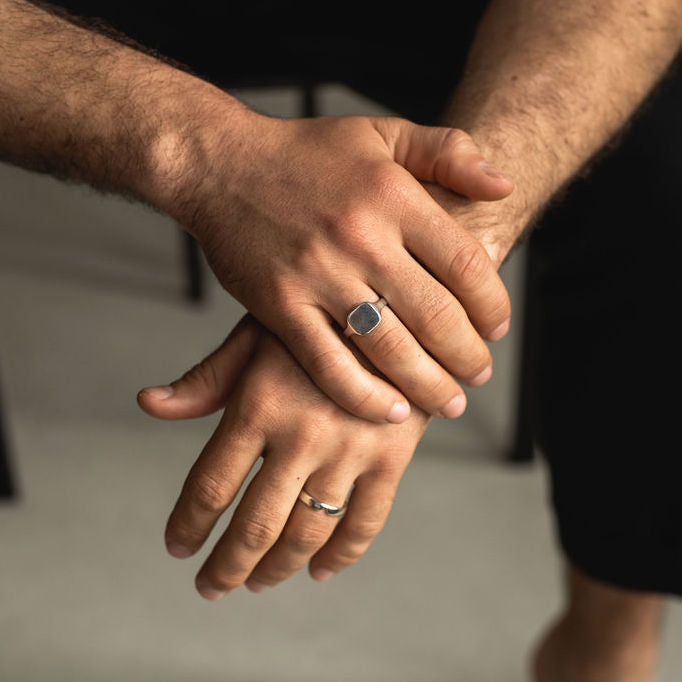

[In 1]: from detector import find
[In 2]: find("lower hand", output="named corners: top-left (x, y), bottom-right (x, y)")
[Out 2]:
top-left (138, 315), bottom-right (431, 599)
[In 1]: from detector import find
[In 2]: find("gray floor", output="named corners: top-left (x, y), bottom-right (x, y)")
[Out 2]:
top-left (1, 85), bottom-right (680, 682)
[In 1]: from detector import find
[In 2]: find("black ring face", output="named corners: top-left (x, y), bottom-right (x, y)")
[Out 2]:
top-left (348, 302), bottom-right (381, 335)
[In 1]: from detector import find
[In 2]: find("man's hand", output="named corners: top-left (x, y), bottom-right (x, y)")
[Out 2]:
top-left (163, 111), bottom-right (514, 424)
top-left (0, 0), bottom-right (514, 426)
top-left (138, 316), bottom-right (431, 599)
top-left (440, 0), bottom-right (682, 256)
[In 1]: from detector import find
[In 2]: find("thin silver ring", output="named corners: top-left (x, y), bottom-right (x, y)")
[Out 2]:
top-left (344, 297), bottom-right (388, 337)
top-left (298, 489), bottom-right (347, 517)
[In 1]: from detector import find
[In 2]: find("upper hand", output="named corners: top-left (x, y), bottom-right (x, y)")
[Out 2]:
top-left (168, 110), bottom-right (513, 424)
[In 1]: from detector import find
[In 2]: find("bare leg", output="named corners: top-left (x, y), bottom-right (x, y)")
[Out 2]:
top-left (532, 563), bottom-right (664, 682)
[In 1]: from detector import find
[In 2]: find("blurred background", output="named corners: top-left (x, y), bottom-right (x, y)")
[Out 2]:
top-left (1, 84), bottom-right (681, 682)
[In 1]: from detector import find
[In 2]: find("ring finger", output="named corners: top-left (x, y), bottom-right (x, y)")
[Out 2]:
top-left (328, 284), bottom-right (468, 418)
top-left (244, 470), bottom-right (355, 592)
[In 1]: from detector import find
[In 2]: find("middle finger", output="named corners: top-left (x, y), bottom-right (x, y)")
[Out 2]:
top-left (194, 453), bottom-right (307, 600)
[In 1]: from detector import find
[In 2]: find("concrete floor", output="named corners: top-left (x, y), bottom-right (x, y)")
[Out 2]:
top-left (1, 85), bottom-right (680, 682)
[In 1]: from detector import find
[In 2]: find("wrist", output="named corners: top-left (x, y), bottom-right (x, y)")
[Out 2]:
top-left (138, 78), bottom-right (254, 227)
top-left (466, 128), bottom-right (552, 263)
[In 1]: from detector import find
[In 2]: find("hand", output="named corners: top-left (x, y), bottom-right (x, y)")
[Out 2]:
top-left (421, 181), bottom-right (520, 268)
top-left (138, 315), bottom-right (431, 599)
top-left (165, 110), bottom-right (513, 424)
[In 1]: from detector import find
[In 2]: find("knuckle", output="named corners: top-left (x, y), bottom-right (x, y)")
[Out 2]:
top-left (166, 518), bottom-right (206, 548)
top-left (406, 371), bottom-right (451, 405)
top-left (371, 455), bottom-right (409, 479)
top-left (235, 517), bottom-right (279, 552)
top-left (346, 383), bottom-right (380, 416)
top-left (257, 566), bottom-right (291, 584)
top-left (419, 295), bottom-right (459, 345)
top-left (367, 164), bottom-right (404, 201)
top-left (307, 346), bottom-right (349, 383)
top-left (288, 237), bottom-right (330, 282)
top-left (205, 573), bottom-right (243, 593)
top-left (181, 358), bottom-right (219, 393)
top-left (487, 291), bottom-right (512, 328)
top-left (269, 274), bottom-right (305, 315)
top-left (187, 471), bottom-right (230, 515)
top-left (345, 517), bottom-right (385, 546)
top-left (460, 345), bottom-right (492, 382)
top-left (292, 419), bottom-right (330, 449)
top-left (334, 211), bottom-right (382, 263)
top-left (329, 545), bottom-right (363, 567)
top-left (283, 525), bottom-right (329, 554)
top-left (371, 326), bottom-right (410, 360)
top-left (449, 241), bottom-right (490, 289)
top-left (440, 127), bottom-right (472, 152)
top-left (233, 392), bottom-right (271, 435)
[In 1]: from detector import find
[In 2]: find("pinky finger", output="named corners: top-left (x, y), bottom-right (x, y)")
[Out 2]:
top-left (307, 473), bottom-right (398, 581)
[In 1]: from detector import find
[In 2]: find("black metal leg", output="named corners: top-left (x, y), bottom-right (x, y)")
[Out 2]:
top-left (507, 240), bottom-right (539, 463)
top-left (302, 82), bottom-right (317, 118)
top-left (183, 231), bottom-right (204, 302)
top-left (0, 384), bottom-right (16, 499)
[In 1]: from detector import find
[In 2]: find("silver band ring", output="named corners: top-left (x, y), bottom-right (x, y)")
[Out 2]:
top-left (344, 297), bottom-right (388, 337)
top-left (298, 489), bottom-right (347, 517)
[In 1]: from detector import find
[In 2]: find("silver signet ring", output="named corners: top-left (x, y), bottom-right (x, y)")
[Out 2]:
top-left (344, 298), bottom-right (387, 337)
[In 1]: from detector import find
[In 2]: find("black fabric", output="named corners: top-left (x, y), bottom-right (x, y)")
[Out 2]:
top-left (49, 1), bottom-right (487, 123)
top-left (531, 60), bottom-right (682, 595)
top-left (47, 1), bottom-right (682, 594)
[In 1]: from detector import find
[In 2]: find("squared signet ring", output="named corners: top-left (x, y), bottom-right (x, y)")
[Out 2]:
top-left (344, 298), bottom-right (388, 337)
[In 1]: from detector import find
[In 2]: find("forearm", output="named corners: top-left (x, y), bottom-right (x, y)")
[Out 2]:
top-left (0, 0), bottom-right (246, 211)
top-left (444, 0), bottom-right (682, 259)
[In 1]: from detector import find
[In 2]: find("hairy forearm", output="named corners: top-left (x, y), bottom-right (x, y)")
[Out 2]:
top-left (0, 0), bottom-right (245, 210)
top-left (444, 0), bottom-right (682, 259)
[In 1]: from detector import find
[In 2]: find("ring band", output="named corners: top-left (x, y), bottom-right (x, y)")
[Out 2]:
top-left (298, 489), bottom-right (347, 517)
top-left (344, 297), bottom-right (388, 337)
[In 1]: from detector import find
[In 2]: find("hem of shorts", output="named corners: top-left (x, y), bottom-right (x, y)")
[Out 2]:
top-left (557, 524), bottom-right (682, 598)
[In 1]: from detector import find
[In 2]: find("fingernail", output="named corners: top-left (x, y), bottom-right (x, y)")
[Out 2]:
top-left (386, 401), bottom-right (410, 423)
top-left (196, 580), bottom-right (226, 602)
top-left (488, 319), bottom-right (510, 341)
top-left (439, 394), bottom-right (466, 419)
top-left (470, 365), bottom-right (493, 386)
top-left (479, 161), bottom-right (511, 181)
top-left (311, 568), bottom-right (335, 582)
top-left (244, 578), bottom-right (270, 594)
top-left (166, 541), bottom-right (193, 559)
top-left (142, 385), bottom-right (174, 399)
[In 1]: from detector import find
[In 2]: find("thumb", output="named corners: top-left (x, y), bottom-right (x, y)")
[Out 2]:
top-left (379, 118), bottom-right (514, 201)
top-left (137, 314), bottom-right (260, 420)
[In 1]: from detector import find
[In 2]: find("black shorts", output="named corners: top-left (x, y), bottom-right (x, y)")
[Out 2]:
top-left (530, 60), bottom-right (682, 595)
top-left (52, 1), bottom-right (682, 594)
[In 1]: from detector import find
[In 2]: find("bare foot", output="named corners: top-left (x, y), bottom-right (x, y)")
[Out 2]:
top-left (530, 566), bottom-right (663, 682)
top-left (530, 617), bottom-right (567, 682)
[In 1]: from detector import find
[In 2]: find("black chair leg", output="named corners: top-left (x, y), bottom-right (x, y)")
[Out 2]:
top-left (302, 82), bottom-right (317, 118)
top-left (507, 240), bottom-right (539, 463)
top-left (183, 232), bottom-right (204, 302)
top-left (0, 387), bottom-right (16, 499)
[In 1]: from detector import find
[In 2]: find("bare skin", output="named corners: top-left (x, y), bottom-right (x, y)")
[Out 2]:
top-left (443, 0), bottom-right (682, 266)
top-left (2, 0), bottom-right (681, 678)
top-left (531, 565), bottom-right (664, 682)
top-left (139, 315), bottom-right (433, 597)
top-left (0, 0), bottom-right (516, 424)
top-left (436, 4), bottom-right (682, 676)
